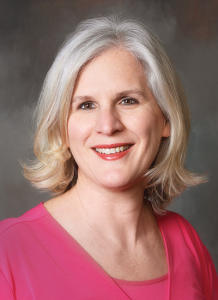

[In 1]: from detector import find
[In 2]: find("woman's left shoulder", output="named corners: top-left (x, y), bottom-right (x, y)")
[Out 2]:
top-left (156, 210), bottom-right (216, 269)
top-left (157, 210), bottom-right (200, 238)
top-left (157, 210), bottom-right (218, 298)
top-left (157, 210), bottom-right (211, 254)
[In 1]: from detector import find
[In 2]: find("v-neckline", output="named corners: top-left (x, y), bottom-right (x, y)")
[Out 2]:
top-left (40, 202), bottom-right (171, 300)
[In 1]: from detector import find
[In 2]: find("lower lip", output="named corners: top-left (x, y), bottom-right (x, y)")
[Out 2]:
top-left (93, 147), bottom-right (132, 161)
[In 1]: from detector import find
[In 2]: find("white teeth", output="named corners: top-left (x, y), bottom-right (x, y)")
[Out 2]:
top-left (105, 149), bottom-right (110, 154)
top-left (111, 148), bottom-right (116, 153)
top-left (95, 145), bottom-right (131, 154)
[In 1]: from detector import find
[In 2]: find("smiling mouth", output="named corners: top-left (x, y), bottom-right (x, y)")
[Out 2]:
top-left (94, 145), bottom-right (132, 154)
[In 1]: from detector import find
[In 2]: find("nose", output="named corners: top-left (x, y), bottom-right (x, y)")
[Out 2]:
top-left (95, 107), bottom-right (124, 135)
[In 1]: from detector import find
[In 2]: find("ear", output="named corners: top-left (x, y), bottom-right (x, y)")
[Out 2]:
top-left (162, 120), bottom-right (171, 137)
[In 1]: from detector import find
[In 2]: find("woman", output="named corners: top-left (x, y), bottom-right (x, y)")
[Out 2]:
top-left (0, 16), bottom-right (217, 299)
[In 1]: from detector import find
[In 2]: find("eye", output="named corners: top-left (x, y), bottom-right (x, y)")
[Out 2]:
top-left (120, 98), bottom-right (138, 105)
top-left (78, 101), bottom-right (95, 110)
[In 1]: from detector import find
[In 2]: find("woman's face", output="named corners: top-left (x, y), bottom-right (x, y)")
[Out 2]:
top-left (67, 48), bottom-right (170, 190)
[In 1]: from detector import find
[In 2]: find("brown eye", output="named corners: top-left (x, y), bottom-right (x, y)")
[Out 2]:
top-left (78, 102), bottom-right (95, 110)
top-left (121, 98), bottom-right (138, 105)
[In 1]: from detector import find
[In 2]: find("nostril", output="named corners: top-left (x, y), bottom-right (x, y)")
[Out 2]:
top-left (95, 110), bottom-right (124, 135)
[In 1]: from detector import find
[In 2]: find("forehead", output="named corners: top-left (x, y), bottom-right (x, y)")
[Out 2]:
top-left (84, 47), bottom-right (142, 69)
top-left (73, 48), bottom-right (147, 96)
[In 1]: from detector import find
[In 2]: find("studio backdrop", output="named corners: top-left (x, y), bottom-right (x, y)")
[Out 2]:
top-left (0, 0), bottom-right (218, 270)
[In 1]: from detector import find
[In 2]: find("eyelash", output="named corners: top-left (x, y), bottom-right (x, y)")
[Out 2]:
top-left (77, 97), bottom-right (138, 110)
top-left (120, 98), bottom-right (138, 105)
top-left (78, 102), bottom-right (95, 110)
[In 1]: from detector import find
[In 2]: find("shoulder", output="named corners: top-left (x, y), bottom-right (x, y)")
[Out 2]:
top-left (158, 211), bottom-right (218, 297)
top-left (157, 211), bottom-right (216, 273)
top-left (157, 209), bottom-right (191, 225)
top-left (157, 210), bottom-right (200, 241)
top-left (0, 203), bottom-right (48, 238)
top-left (156, 210), bottom-right (206, 265)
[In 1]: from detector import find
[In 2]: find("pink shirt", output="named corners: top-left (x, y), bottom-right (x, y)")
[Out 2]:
top-left (112, 274), bottom-right (168, 299)
top-left (0, 203), bottom-right (217, 299)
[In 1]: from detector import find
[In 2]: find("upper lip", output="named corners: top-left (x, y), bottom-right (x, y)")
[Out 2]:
top-left (92, 143), bottom-right (133, 149)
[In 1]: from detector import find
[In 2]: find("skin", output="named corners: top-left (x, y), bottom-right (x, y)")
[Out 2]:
top-left (44, 47), bottom-right (170, 281)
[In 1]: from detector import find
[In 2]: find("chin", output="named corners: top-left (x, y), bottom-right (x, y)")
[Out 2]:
top-left (95, 174), bottom-right (138, 191)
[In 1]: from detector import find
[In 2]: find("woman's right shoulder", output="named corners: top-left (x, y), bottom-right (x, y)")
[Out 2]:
top-left (0, 203), bottom-right (48, 239)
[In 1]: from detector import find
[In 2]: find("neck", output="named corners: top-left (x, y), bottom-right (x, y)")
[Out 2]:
top-left (66, 175), bottom-right (154, 247)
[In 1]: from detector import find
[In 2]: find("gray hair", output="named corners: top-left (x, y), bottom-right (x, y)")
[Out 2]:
top-left (23, 15), bottom-right (205, 214)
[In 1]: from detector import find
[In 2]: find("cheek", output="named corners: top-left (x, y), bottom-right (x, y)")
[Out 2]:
top-left (134, 113), bottom-right (165, 147)
top-left (67, 117), bottom-right (92, 149)
top-left (67, 118), bottom-right (79, 146)
top-left (130, 114), bottom-right (157, 136)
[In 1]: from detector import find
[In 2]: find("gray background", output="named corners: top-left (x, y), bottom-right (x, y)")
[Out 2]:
top-left (0, 0), bottom-right (218, 271)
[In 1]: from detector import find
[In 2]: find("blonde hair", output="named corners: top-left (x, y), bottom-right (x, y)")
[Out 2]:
top-left (23, 15), bottom-right (206, 213)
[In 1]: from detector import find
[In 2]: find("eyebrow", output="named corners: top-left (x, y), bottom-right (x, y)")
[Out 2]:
top-left (72, 89), bottom-right (146, 103)
top-left (116, 89), bottom-right (146, 98)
